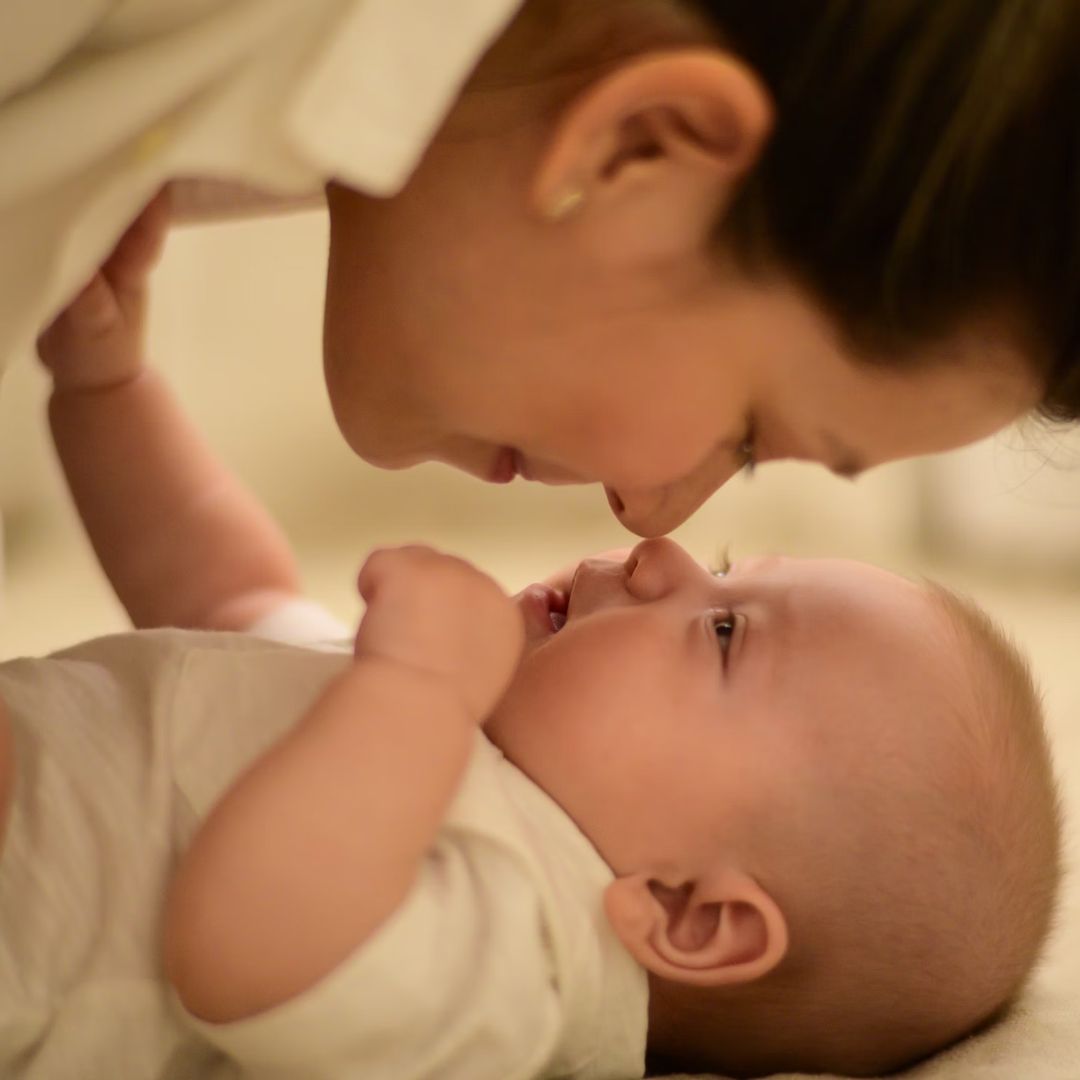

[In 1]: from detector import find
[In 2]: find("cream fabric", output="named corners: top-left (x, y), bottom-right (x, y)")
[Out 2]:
top-left (0, 627), bottom-right (647, 1079)
top-left (245, 596), bottom-right (352, 651)
top-left (0, 0), bottom-right (524, 368)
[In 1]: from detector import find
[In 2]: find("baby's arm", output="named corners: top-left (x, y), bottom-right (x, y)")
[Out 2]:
top-left (164, 546), bottom-right (524, 1023)
top-left (37, 190), bottom-right (300, 631)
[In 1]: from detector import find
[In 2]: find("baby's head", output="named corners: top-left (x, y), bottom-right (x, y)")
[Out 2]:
top-left (487, 538), bottom-right (1062, 1077)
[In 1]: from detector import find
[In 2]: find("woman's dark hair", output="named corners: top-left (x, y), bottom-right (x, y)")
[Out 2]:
top-left (691, 0), bottom-right (1080, 421)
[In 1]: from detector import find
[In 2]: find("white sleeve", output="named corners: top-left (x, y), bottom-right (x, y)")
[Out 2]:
top-left (180, 836), bottom-right (563, 1080)
top-left (244, 598), bottom-right (351, 651)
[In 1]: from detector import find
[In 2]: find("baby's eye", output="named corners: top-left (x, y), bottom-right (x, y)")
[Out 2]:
top-left (711, 613), bottom-right (737, 653)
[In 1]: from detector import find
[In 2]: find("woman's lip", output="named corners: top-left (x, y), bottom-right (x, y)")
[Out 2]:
top-left (490, 449), bottom-right (589, 486)
top-left (490, 447), bottom-right (519, 484)
top-left (520, 456), bottom-right (591, 485)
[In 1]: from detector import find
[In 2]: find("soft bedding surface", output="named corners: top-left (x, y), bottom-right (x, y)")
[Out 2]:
top-left (660, 986), bottom-right (1080, 1080)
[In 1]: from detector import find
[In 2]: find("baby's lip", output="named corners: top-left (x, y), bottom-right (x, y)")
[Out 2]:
top-left (517, 583), bottom-right (569, 640)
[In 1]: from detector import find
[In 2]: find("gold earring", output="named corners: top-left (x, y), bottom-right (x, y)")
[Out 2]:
top-left (545, 188), bottom-right (585, 222)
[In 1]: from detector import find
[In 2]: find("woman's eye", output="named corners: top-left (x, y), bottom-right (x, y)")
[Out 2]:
top-left (738, 423), bottom-right (757, 478)
top-left (738, 442), bottom-right (755, 476)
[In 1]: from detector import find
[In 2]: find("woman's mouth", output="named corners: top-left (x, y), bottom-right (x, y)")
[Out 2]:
top-left (490, 447), bottom-right (520, 484)
top-left (493, 448), bottom-right (590, 487)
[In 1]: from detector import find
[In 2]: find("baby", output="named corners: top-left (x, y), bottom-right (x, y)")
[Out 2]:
top-left (0, 536), bottom-right (1063, 1079)
top-left (2, 215), bottom-right (1061, 1080)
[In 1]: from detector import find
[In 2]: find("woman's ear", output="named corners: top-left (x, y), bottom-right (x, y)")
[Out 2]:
top-left (531, 50), bottom-right (772, 256)
top-left (604, 869), bottom-right (788, 988)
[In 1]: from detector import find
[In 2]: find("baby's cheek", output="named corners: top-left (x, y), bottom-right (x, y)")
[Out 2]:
top-left (490, 647), bottom-right (603, 752)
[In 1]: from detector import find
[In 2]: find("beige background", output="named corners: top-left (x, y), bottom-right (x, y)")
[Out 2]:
top-left (1, 210), bottom-right (1079, 1015)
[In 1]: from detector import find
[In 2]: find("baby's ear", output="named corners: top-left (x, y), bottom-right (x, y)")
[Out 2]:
top-left (604, 870), bottom-right (787, 987)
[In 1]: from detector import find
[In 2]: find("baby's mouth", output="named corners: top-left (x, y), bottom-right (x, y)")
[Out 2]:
top-left (546, 585), bottom-right (569, 633)
top-left (517, 583), bottom-right (569, 641)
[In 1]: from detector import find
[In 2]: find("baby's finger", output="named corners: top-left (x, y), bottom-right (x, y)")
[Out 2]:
top-left (356, 545), bottom-right (438, 603)
top-left (356, 548), bottom-right (396, 603)
top-left (102, 187), bottom-right (171, 294)
top-left (62, 273), bottom-right (121, 336)
top-left (36, 272), bottom-right (120, 359)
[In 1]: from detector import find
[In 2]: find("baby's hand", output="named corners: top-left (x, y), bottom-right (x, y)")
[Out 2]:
top-left (37, 188), bottom-right (169, 392)
top-left (353, 546), bottom-right (525, 722)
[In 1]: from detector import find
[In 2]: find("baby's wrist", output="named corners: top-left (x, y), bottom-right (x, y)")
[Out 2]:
top-left (49, 366), bottom-right (148, 398)
top-left (348, 652), bottom-right (481, 727)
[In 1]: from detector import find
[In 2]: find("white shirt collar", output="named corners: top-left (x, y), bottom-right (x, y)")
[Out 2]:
top-left (287, 0), bottom-right (526, 196)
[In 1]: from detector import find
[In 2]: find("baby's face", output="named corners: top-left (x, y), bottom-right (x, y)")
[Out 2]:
top-left (485, 538), bottom-right (959, 874)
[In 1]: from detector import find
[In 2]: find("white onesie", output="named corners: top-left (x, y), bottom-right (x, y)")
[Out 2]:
top-left (0, 628), bottom-right (647, 1079)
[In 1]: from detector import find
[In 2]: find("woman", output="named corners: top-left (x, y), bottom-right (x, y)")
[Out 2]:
top-left (5, 1), bottom-right (1079, 536)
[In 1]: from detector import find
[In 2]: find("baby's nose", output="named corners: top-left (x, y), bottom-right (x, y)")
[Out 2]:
top-left (624, 537), bottom-right (699, 600)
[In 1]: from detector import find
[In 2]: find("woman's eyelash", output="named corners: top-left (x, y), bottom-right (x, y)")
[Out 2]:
top-left (739, 442), bottom-right (756, 477)
top-left (738, 422), bottom-right (757, 478)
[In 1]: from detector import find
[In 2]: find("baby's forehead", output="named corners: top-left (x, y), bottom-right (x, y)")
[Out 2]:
top-left (739, 557), bottom-right (956, 692)
top-left (730, 554), bottom-right (925, 612)
top-left (704, 556), bottom-right (983, 780)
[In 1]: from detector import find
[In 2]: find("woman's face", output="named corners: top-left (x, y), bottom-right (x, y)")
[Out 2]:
top-left (324, 179), bottom-right (1037, 537)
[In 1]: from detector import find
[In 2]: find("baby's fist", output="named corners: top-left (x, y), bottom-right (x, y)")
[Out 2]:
top-left (353, 546), bottom-right (524, 722)
top-left (37, 189), bottom-right (169, 391)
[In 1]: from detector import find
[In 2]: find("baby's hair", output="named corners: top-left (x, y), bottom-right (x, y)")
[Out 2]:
top-left (650, 577), bottom-right (1063, 1078)
top-left (922, 581), bottom-right (1065, 967)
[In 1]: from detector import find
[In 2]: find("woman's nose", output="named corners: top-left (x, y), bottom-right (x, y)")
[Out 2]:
top-left (606, 457), bottom-right (743, 538)
top-left (624, 537), bottom-right (701, 600)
